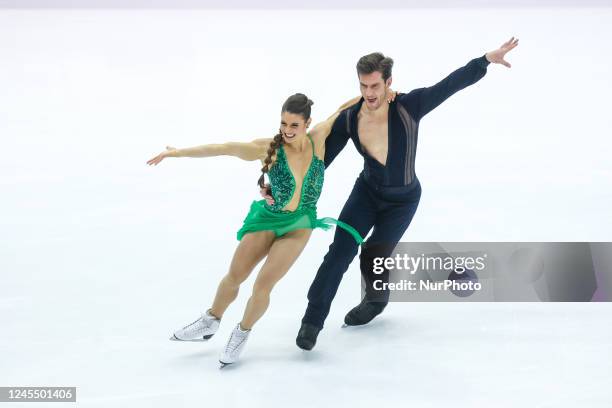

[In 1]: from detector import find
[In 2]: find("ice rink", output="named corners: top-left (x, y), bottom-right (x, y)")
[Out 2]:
top-left (2, 6), bottom-right (612, 407)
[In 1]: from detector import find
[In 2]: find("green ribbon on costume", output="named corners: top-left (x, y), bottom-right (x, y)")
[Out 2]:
top-left (315, 217), bottom-right (365, 245)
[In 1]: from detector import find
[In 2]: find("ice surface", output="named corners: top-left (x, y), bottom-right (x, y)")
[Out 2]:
top-left (1, 7), bottom-right (612, 408)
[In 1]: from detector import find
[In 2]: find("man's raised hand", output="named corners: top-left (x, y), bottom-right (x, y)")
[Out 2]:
top-left (485, 36), bottom-right (519, 68)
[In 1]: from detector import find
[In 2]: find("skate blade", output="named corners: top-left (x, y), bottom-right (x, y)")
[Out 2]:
top-left (169, 334), bottom-right (214, 342)
top-left (219, 361), bottom-right (232, 369)
top-left (341, 322), bottom-right (372, 328)
top-left (342, 322), bottom-right (367, 328)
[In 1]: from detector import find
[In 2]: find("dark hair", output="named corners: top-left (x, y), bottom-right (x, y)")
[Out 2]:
top-left (356, 52), bottom-right (394, 82)
top-left (257, 93), bottom-right (314, 188)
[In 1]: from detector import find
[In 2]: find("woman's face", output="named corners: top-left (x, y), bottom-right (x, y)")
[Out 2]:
top-left (280, 111), bottom-right (311, 144)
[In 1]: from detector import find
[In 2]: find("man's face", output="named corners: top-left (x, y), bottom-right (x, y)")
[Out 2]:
top-left (358, 71), bottom-right (392, 111)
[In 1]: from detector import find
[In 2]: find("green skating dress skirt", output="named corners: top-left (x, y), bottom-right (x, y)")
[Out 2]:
top-left (236, 199), bottom-right (364, 244)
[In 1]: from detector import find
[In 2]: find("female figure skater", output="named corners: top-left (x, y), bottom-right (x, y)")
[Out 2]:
top-left (146, 93), bottom-right (391, 366)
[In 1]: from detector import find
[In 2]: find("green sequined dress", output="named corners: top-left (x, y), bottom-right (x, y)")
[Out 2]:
top-left (236, 134), bottom-right (364, 244)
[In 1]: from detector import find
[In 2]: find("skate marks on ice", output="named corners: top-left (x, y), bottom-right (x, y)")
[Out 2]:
top-left (170, 315), bottom-right (405, 369)
top-left (76, 391), bottom-right (186, 406)
top-left (166, 345), bottom-right (220, 367)
top-left (338, 316), bottom-right (417, 349)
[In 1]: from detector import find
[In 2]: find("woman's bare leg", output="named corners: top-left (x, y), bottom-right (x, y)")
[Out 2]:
top-left (209, 230), bottom-right (276, 318)
top-left (240, 228), bottom-right (312, 329)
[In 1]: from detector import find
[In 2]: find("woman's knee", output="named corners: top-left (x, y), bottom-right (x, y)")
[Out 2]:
top-left (251, 279), bottom-right (275, 299)
top-left (224, 269), bottom-right (249, 287)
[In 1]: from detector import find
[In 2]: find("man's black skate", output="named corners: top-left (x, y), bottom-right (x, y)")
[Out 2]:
top-left (344, 299), bottom-right (387, 326)
top-left (296, 323), bottom-right (321, 351)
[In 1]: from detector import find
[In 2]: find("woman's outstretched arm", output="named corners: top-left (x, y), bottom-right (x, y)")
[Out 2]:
top-left (146, 138), bottom-right (271, 166)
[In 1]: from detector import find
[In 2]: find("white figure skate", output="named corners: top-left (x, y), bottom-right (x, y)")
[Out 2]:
top-left (170, 309), bottom-right (220, 342)
top-left (219, 323), bottom-right (251, 367)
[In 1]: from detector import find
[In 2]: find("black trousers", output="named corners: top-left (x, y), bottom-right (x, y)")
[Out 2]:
top-left (302, 172), bottom-right (422, 329)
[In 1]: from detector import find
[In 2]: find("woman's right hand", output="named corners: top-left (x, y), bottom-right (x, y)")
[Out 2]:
top-left (147, 146), bottom-right (177, 166)
top-left (260, 183), bottom-right (275, 205)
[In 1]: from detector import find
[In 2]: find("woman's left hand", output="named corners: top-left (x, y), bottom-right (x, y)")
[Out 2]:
top-left (386, 88), bottom-right (399, 103)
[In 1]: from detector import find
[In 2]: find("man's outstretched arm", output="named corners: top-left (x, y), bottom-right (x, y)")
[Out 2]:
top-left (398, 36), bottom-right (518, 121)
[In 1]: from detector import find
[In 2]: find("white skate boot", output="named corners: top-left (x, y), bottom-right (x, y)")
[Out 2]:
top-left (219, 323), bottom-right (251, 367)
top-left (170, 309), bottom-right (220, 341)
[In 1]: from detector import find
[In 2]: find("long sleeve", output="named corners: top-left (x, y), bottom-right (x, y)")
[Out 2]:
top-left (323, 110), bottom-right (351, 169)
top-left (397, 54), bottom-right (490, 121)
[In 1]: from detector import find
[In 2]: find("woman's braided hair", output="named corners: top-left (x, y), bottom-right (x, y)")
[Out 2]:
top-left (257, 93), bottom-right (314, 188)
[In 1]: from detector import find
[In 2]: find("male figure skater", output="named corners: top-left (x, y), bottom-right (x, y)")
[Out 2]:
top-left (262, 37), bottom-right (518, 350)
